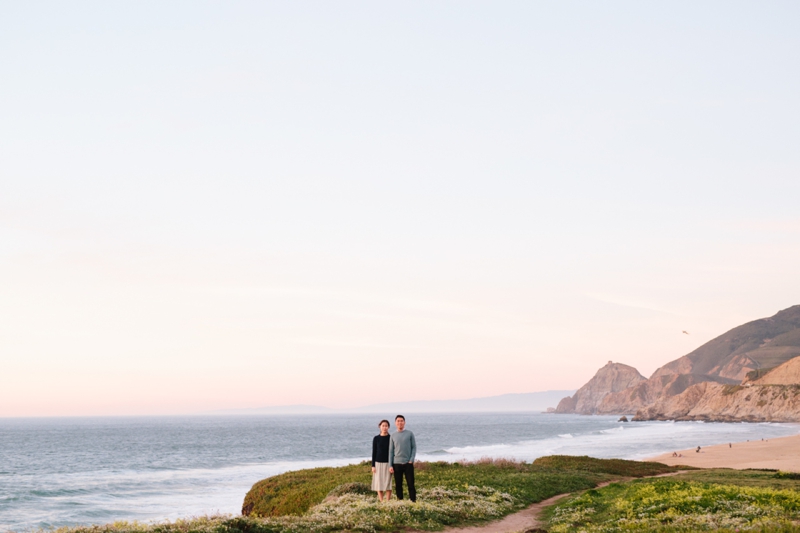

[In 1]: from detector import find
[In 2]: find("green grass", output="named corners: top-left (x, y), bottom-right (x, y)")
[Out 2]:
top-left (544, 471), bottom-right (800, 532)
top-left (242, 463), bottom-right (372, 516)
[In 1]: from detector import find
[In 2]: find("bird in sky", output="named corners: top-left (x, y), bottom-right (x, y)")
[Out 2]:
top-left (682, 331), bottom-right (690, 335)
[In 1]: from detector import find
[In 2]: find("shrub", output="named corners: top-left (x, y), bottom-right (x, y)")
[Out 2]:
top-left (723, 384), bottom-right (744, 395)
top-left (532, 455), bottom-right (683, 477)
top-left (775, 471), bottom-right (800, 480)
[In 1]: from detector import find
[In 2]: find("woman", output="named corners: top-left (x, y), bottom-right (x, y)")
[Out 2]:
top-left (371, 419), bottom-right (392, 501)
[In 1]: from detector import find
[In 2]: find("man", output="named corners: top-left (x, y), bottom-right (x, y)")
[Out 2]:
top-left (388, 414), bottom-right (416, 502)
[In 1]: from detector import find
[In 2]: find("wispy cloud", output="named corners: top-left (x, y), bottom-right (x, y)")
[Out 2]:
top-left (584, 293), bottom-right (678, 316)
top-left (200, 285), bottom-right (478, 315)
top-left (290, 338), bottom-right (427, 350)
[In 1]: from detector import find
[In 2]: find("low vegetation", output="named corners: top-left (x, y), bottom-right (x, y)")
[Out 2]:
top-left (672, 468), bottom-right (800, 489)
top-left (545, 470), bottom-right (800, 532)
top-left (242, 456), bottom-right (680, 518)
top-left (43, 456), bottom-right (681, 533)
top-left (746, 367), bottom-right (776, 381)
top-left (531, 455), bottom-right (685, 477)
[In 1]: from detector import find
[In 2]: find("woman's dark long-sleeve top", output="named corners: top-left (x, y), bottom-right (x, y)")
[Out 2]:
top-left (372, 434), bottom-right (391, 466)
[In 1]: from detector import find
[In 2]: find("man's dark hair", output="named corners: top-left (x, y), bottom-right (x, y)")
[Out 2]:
top-left (379, 419), bottom-right (390, 427)
top-left (395, 414), bottom-right (405, 421)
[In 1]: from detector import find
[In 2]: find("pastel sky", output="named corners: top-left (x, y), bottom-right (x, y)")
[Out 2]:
top-left (2, 1), bottom-right (799, 417)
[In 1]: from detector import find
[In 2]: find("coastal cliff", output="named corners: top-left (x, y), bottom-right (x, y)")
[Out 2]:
top-left (555, 362), bottom-right (646, 414)
top-left (633, 353), bottom-right (800, 422)
top-left (632, 381), bottom-right (800, 422)
top-left (596, 372), bottom-right (733, 414)
top-left (563, 305), bottom-right (800, 422)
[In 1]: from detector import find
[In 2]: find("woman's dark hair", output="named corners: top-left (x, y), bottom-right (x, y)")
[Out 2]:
top-left (395, 414), bottom-right (405, 421)
top-left (379, 419), bottom-right (390, 427)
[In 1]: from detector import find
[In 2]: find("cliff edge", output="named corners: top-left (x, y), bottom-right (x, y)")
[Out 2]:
top-left (555, 361), bottom-right (646, 414)
top-left (633, 349), bottom-right (800, 422)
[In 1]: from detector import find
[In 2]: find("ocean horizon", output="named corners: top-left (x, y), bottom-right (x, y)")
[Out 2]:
top-left (2, 413), bottom-right (798, 532)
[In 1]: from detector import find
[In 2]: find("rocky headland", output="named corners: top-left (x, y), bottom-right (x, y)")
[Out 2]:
top-left (555, 361), bottom-right (645, 414)
top-left (554, 304), bottom-right (800, 422)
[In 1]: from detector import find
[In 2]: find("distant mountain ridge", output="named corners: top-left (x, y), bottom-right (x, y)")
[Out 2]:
top-left (354, 391), bottom-right (575, 413)
top-left (217, 390), bottom-right (576, 415)
top-left (556, 305), bottom-right (800, 421)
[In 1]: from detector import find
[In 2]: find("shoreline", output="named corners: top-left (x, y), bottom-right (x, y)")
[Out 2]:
top-left (647, 433), bottom-right (800, 471)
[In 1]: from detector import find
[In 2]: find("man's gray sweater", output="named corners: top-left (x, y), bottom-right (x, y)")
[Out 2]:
top-left (388, 430), bottom-right (416, 465)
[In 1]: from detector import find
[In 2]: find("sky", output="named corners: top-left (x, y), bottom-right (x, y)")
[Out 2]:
top-left (1, 1), bottom-right (799, 417)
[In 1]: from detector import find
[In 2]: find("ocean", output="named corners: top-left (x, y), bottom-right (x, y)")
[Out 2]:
top-left (1, 413), bottom-right (798, 531)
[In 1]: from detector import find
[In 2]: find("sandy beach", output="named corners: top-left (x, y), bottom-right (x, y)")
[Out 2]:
top-left (648, 433), bottom-right (800, 471)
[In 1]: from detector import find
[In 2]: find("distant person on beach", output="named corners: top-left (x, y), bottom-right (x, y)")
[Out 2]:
top-left (389, 415), bottom-right (417, 502)
top-left (371, 420), bottom-right (393, 501)
top-left (696, 446), bottom-right (701, 453)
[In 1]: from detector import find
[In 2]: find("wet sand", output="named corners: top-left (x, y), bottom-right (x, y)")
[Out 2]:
top-left (648, 433), bottom-right (800, 471)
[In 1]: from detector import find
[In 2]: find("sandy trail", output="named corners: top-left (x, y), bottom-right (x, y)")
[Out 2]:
top-left (426, 489), bottom-right (579, 533)
top-left (421, 472), bottom-right (684, 533)
top-left (647, 433), bottom-right (800, 471)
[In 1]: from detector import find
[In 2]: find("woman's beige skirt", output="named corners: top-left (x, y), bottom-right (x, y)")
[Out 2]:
top-left (372, 462), bottom-right (392, 491)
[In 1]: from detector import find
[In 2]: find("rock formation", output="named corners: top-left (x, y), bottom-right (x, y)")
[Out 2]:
top-left (596, 372), bottom-right (734, 414)
top-left (632, 381), bottom-right (800, 422)
top-left (633, 342), bottom-right (800, 422)
top-left (555, 361), bottom-right (646, 414)
top-left (563, 305), bottom-right (800, 422)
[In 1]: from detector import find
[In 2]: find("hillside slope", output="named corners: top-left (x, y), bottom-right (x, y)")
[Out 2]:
top-left (752, 355), bottom-right (800, 385)
top-left (653, 305), bottom-right (800, 382)
top-left (597, 305), bottom-right (800, 415)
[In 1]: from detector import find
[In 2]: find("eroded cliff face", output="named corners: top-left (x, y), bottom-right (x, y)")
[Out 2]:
top-left (596, 372), bottom-right (733, 414)
top-left (633, 354), bottom-right (800, 421)
top-left (555, 362), bottom-right (646, 414)
top-left (632, 381), bottom-right (800, 422)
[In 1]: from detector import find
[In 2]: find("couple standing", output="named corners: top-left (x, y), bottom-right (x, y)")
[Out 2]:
top-left (370, 414), bottom-right (416, 502)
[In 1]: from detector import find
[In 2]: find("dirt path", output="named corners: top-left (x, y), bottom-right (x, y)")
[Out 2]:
top-left (427, 472), bottom-right (686, 533)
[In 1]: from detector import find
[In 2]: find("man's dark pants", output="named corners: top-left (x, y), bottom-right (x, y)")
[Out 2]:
top-left (393, 462), bottom-right (416, 502)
